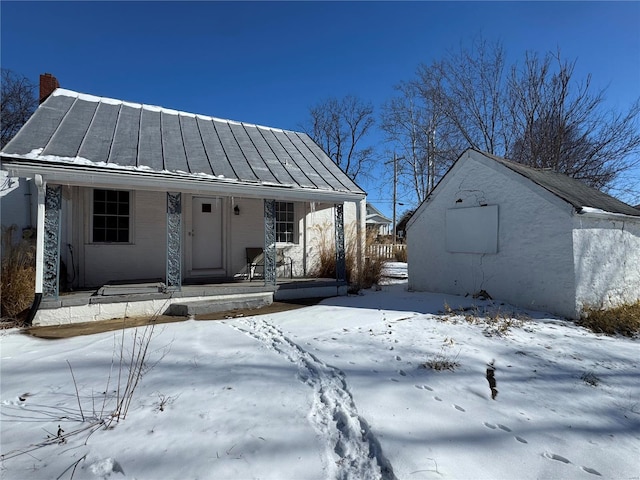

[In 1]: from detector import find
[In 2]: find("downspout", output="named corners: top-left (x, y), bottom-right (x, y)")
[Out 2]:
top-left (25, 174), bottom-right (45, 325)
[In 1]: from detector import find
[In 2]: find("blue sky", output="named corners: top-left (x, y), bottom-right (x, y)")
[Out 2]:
top-left (2, 1), bottom-right (639, 216)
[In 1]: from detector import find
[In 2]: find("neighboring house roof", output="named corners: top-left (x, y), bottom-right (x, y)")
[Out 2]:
top-left (481, 150), bottom-right (640, 217)
top-left (1, 89), bottom-right (364, 200)
top-left (396, 209), bottom-right (415, 233)
top-left (365, 203), bottom-right (392, 225)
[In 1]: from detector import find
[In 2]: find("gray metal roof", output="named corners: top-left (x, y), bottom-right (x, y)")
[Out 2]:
top-left (480, 150), bottom-right (640, 217)
top-left (1, 89), bottom-right (364, 197)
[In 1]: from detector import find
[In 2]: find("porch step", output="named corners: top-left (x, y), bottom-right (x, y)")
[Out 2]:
top-left (166, 292), bottom-right (273, 316)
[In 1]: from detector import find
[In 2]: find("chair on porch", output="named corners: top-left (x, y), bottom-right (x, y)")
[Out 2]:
top-left (246, 247), bottom-right (294, 281)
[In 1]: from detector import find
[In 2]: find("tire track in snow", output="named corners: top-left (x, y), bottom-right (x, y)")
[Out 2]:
top-left (232, 318), bottom-right (396, 480)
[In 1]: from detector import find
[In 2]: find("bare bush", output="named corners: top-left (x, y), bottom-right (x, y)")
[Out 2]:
top-left (578, 302), bottom-right (640, 337)
top-left (309, 221), bottom-right (385, 290)
top-left (393, 246), bottom-right (407, 262)
top-left (1, 225), bottom-right (35, 320)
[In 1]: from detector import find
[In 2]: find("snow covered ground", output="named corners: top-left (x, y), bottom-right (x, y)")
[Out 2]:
top-left (1, 268), bottom-right (639, 479)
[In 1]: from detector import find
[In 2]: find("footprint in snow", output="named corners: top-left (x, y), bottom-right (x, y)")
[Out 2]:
top-left (497, 424), bottom-right (512, 432)
top-left (581, 466), bottom-right (602, 476)
top-left (414, 384), bottom-right (433, 391)
top-left (453, 404), bottom-right (466, 412)
top-left (395, 355), bottom-right (402, 361)
top-left (515, 436), bottom-right (528, 444)
top-left (398, 370), bottom-right (407, 376)
top-left (434, 396), bottom-right (442, 401)
top-left (544, 452), bottom-right (570, 464)
top-left (483, 422), bottom-right (497, 429)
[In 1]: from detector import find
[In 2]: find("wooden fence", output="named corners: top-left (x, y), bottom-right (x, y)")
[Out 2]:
top-left (366, 243), bottom-right (407, 260)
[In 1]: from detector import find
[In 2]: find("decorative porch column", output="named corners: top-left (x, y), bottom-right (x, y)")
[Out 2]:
top-left (43, 185), bottom-right (62, 299)
top-left (335, 203), bottom-right (346, 283)
top-left (264, 199), bottom-right (277, 285)
top-left (166, 192), bottom-right (182, 291)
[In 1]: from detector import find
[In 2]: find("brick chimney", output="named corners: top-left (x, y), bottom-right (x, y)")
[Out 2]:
top-left (39, 73), bottom-right (60, 104)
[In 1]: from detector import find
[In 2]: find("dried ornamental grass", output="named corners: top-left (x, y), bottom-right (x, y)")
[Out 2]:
top-left (578, 302), bottom-right (640, 337)
top-left (1, 225), bottom-right (36, 320)
top-left (309, 221), bottom-right (385, 290)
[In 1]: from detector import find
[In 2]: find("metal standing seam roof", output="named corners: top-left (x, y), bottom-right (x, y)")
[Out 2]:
top-left (480, 150), bottom-right (640, 217)
top-left (1, 89), bottom-right (365, 196)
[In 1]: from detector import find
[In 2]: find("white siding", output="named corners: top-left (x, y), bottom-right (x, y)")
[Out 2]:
top-left (573, 214), bottom-right (640, 314)
top-left (408, 151), bottom-right (577, 317)
top-left (76, 189), bottom-right (362, 286)
top-left (215, 198), bottom-right (360, 279)
top-left (83, 190), bottom-right (166, 287)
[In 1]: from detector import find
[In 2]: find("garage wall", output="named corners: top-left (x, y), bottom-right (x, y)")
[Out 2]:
top-left (573, 214), bottom-right (640, 313)
top-left (407, 150), bottom-right (577, 317)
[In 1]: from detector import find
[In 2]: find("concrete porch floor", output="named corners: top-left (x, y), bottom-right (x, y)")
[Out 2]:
top-left (27, 299), bottom-right (321, 339)
top-left (34, 278), bottom-right (347, 327)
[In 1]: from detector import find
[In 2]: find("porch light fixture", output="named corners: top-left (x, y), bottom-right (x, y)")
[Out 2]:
top-left (234, 205), bottom-right (240, 215)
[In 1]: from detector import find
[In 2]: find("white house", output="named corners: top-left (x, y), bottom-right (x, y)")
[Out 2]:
top-left (407, 149), bottom-right (640, 319)
top-left (365, 203), bottom-right (392, 238)
top-left (1, 75), bottom-right (366, 325)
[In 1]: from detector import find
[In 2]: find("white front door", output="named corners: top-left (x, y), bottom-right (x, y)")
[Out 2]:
top-left (191, 197), bottom-right (223, 271)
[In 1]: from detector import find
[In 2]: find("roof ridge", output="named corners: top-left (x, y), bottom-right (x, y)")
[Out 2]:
top-left (472, 149), bottom-right (640, 217)
top-left (51, 88), bottom-right (301, 135)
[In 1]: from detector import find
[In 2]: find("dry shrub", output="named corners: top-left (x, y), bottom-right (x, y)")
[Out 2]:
top-left (441, 302), bottom-right (528, 337)
top-left (578, 302), bottom-right (640, 337)
top-left (423, 341), bottom-right (460, 371)
top-left (1, 225), bottom-right (36, 320)
top-left (310, 221), bottom-right (385, 290)
top-left (394, 246), bottom-right (407, 262)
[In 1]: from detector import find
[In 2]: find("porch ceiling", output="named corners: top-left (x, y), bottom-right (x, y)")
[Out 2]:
top-left (1, 89), bottom-right (366, 202)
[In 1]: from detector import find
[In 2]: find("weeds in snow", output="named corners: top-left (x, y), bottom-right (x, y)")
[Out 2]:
top-left (578, 302), bottom-right (640, 337)
top-left (441, 302), bottom-right (528, 337)
top-left (423, 339), bottom-right (461, 371)
top-left (581, 371), bottom-right (600, 387)
top-left (155, 392), bottom-right (179, 412)
top-left (0, 307), bottom-right (170, 470)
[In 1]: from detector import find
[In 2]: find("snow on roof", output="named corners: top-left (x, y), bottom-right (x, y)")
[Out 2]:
top-left (2, 88), bottom-right (364, 196)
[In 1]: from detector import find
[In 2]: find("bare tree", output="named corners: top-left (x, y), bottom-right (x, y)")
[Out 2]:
top-left (381, 80), bottom-right (457, 204)
top-left (1, 69), bottom-right (37, 149)
top-left (399, 38), bottom-right (640, 195)
top-left (507, 51), bottom-right (640, 189)
top-left (434, 37), bottom-right (512, 156)
top-left (304, 95), bottom-right (375, 181)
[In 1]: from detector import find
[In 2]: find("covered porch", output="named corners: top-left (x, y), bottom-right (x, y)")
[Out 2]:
top-left (1, 85), bottom-right (367, 326)
top-left (29, 184), bottom-right (363, 326)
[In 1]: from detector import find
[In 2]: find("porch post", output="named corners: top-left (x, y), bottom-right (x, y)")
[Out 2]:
top-left (335, 203), bottom-right (346, 283)
top-left (264, 199), bottom-right (277, 285)
top-left (166, 192), bottom-right (182, 291)
top-left (356, 198), bottom-right (366, 282)
top-left (43, 184), bottom-right (62, 299)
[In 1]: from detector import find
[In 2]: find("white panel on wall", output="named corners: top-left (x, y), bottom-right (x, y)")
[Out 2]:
top-left (446, 205), bottom-right (498, 254)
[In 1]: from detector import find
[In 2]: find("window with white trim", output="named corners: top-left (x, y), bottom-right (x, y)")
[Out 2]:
top-left (92, 189), bottom-right (131, 243)
top-left (275, 201), bottom-right (295, 243)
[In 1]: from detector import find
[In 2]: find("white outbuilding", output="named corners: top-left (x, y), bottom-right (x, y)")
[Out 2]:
top-left (407, 149), bottom-right (640, 319)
